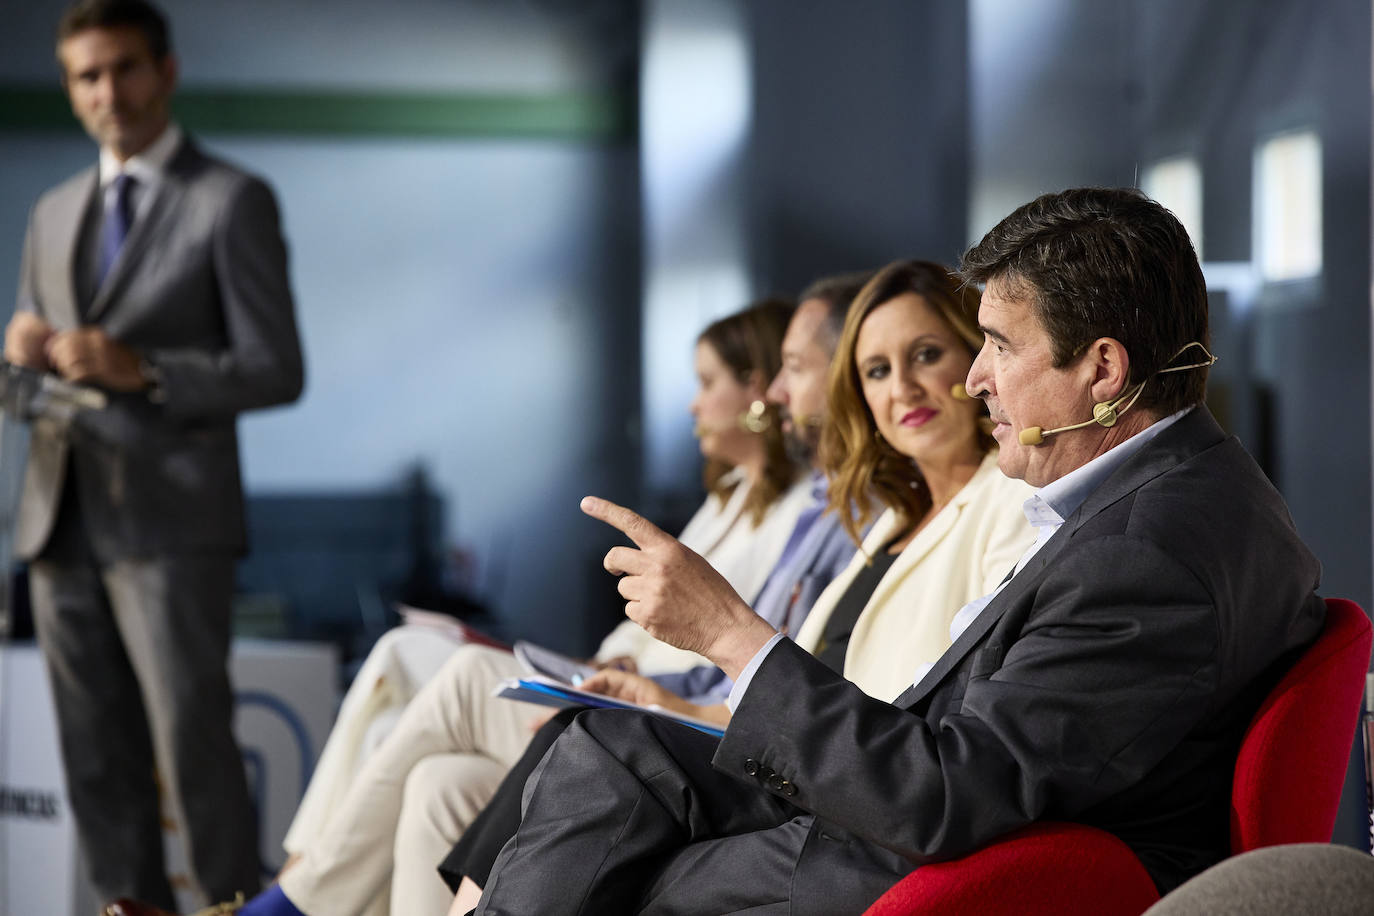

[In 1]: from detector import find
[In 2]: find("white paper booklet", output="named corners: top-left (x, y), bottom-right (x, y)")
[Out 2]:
top-left (513, 640), bottom-right (598, 686)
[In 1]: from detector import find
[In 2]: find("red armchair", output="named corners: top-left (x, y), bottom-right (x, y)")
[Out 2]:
top-left (863, 597), bottom-right (1373, 916)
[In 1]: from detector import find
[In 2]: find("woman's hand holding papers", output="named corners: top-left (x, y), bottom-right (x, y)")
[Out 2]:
top-left (580, 668), bottom-right (677, 708)
top-left (581, 669), bottom-right (731, 728)
top-left (594, 655), bottom-right (638, 674)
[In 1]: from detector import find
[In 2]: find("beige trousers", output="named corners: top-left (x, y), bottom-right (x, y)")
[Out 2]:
top-left (284, 625), bottom-right (465, 857)
top-left (279, 644), bottom-right (544, 916)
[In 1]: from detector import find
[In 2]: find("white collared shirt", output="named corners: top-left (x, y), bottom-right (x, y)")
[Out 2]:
top-left (727, 407), bottom-right (1193, 712)
top-left (98, 122), bottom-right (182, 221)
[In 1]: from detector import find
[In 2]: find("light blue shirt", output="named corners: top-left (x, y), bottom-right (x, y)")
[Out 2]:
top-left (727, 408), bottom-right (1191, 712)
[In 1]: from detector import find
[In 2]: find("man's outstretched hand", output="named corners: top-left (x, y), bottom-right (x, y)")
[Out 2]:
top-left (580, 496), bottom-right (777, 681)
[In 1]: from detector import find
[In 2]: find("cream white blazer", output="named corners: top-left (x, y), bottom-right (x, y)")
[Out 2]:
top-left (597, 469), bottom-right (814, 674)
top-left (794, 451), bottom-right (1035, 702)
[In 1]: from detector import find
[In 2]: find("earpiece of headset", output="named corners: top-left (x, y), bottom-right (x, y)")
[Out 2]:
top-left (739, 399), bottom-right (772, 434)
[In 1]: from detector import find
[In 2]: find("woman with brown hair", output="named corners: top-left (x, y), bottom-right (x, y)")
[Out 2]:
top-left (792, 257), bottom-right (1034, 701)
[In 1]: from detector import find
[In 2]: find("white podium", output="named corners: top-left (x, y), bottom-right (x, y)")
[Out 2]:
top-left (0, 638), bottom-right (339, 915)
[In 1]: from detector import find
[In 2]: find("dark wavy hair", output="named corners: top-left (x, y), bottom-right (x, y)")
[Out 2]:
top-left (959, 187), bottom-right (1210, 415)
top-left (57, 0), bottom-right (171, 61)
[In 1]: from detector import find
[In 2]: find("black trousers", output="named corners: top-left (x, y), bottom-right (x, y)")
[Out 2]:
top-left (439, 707), bottom-right (583, 891)
top-left (471, 709), bottom-right (817, 915)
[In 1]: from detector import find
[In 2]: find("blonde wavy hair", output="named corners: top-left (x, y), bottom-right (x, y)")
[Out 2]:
top-left (820, 259), bottom-right (990, 548)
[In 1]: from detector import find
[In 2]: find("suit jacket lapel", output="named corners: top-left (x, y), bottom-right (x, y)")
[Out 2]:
top-left (1066, 407), bottom-right (1226, 533)
top-left (861, 452), bottom-right (1003, 626)
top-left (50, 169), bottom-right (99, 330)
top-left (894, 526), bottom-right (1066, 708)
top-left (86, 139), bottom-right (198, 323)
top-left (893, 408), bottom-right (1229, 710)
top-left (86, 177), bottom-right (184, 323)
top-left (863, 495), bottom-right (961, 613)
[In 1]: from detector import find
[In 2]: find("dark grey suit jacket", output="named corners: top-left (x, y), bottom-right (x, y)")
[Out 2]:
top-left (14, 138), bottom-right (304, 561)
top-left (716, 407), bottom-right (1326, 905)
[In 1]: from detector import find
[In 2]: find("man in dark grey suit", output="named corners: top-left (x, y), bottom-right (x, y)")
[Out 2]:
top-left (3, 0), bottom-right (303, 908)
top-left (471, 188), bottom-right (1327, 915)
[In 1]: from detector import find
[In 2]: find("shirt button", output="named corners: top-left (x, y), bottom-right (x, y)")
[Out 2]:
top-left (781, 781), bottom-right (797, 797)
top-left (767, 773), bottom-right (785, 791)
top-left (743, 758), bottom-right (760, 776)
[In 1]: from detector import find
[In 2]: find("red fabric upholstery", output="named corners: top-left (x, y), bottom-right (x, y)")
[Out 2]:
top-left (861, 822), bottom-right (1159, 916)
top-left (862, 598), bottom-right (1372, 916)
top-left (1229, 597), bottom-right (1372, 852)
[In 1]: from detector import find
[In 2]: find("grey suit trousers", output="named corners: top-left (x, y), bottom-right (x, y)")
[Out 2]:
top-left (16, 135), bottom-right (299, 907)
top-left (30, 484), bottom-right (259, 908)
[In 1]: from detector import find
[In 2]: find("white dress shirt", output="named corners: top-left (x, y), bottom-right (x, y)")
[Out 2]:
top-left (99, 121), bottom-right (182, 220)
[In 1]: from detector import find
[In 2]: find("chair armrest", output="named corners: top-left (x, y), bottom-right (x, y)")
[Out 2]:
top-left (863, 822), bottom-right (1161, 916)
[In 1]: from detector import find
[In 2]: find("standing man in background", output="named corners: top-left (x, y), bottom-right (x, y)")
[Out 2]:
top-left (3, 0), bottom-right (304, 908)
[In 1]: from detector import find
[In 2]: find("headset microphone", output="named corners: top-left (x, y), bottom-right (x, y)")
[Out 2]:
top-left (950, 383), bottom-right (972, 401)
top-left (1018, 392), bottom-right (1137, 446)
top-left (1016, 342), bottom-right (1217, 447)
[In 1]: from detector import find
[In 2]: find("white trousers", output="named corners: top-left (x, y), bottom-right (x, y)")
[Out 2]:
top-left (284, 625), bottom-right (466, 856)
top-left (280, 644), bottom-right (544, 916)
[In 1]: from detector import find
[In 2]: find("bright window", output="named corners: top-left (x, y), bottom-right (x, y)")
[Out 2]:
top-left (1254, 130), bottom-right (1322, 282)
top-left (1142, 156), bottom-right (1203, 260)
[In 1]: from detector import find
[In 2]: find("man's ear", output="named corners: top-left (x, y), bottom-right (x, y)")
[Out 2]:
top-left (159, 53), bottom-right (179, 92)
top-left (1086, 337), bottom-right (1132, 403)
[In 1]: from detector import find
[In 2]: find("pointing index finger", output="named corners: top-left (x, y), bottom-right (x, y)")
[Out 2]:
top-left (581, 495), bottom-right (671, 549)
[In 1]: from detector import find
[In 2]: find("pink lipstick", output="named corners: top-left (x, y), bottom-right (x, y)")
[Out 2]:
top-left (900, 408), bottom-right (937, 427)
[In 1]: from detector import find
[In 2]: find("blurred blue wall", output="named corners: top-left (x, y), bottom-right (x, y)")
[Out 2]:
top-left (0, 0), bottom-right (644, 653)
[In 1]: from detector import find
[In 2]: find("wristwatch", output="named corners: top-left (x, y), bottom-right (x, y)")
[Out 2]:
top-left (137, 357), bottom-right (168, 404)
